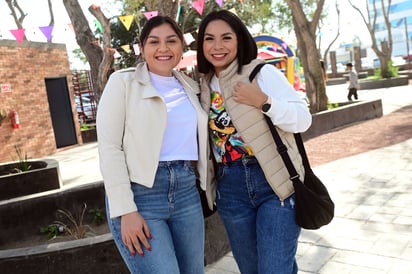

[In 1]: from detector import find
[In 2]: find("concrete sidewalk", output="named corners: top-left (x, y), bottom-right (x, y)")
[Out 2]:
top-left (205, 138), bottom-right (412, 273)
top-left (50, 83), bottom-right (412, 273)
top-left (204, 84), bottom-right (412, 273)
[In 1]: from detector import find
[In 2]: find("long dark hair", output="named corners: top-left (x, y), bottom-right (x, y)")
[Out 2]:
top-left (197, 10), bottom-right (257, 74)
top-left (139, 16), bottom-right (184, 46)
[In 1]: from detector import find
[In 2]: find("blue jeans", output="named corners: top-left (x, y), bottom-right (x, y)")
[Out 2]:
top-left (216, 156), bottom-right (300, 274)
top-left (106, 160), bottom-right (204, 274)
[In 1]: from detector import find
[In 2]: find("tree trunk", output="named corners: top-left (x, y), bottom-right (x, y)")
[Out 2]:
top-left (348, 0), bottom-right (393, 79)
top-left (47, 0), bottom-right (55, 43)
top-left (6, 0), bottom-right (27, 40)
top-left (63, 0), bottom-right (104, 103)
top-left (286, 0), bottom-right (328, 113)
top-left (88, 5), bottom-right (114, 103)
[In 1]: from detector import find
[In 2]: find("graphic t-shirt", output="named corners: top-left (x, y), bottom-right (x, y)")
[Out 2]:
top-left (209, 75), bottom-right (253, 163)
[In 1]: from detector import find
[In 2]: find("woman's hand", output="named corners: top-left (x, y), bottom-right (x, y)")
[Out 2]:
top-left (121, 211), bottom-right (152, 257)
top-left (233, 79), bottom-right (268, 109)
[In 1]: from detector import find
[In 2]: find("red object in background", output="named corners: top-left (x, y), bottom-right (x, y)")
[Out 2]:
top-left (403, 54), bottom-right (412, 61)
top-left (10, 110), bottom-right (20, 129)
top-left (257, 49), bottom-right (287, 60)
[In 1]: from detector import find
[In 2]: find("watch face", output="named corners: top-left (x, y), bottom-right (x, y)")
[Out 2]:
top-left (262, 103), bottom-right (271, 112)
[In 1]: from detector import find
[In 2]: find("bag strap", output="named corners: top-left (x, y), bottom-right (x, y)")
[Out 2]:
top-left (249, 63), bottom-right (311, 184)
top-left (248, 63), bottom-right (266, 82)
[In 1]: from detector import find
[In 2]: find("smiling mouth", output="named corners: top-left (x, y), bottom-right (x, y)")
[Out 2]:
top-left (212, 54), bottom-right (226, 59)
top-left (156, 56), bottom-right (173, 61)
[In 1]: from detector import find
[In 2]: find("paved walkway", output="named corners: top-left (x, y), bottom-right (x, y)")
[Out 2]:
top-left (50, 83), bottom-right (412, 274)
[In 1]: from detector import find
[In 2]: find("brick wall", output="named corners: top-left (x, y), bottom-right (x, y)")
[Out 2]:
top-left (0, 40), bottom-right (81, 163)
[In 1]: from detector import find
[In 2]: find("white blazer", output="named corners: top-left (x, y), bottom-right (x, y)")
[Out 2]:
top-left (97, 62), bottom-right (209, 218)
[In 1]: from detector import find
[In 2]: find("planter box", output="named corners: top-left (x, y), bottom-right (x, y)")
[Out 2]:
top-left (0, 182), bottom-right (230, 273)
top-left (327, 75), bottom-right (409, 88)
top-left (302, 99), bottom-right (383, 140)
top-left (81, 128), bottom-right (97, 143)
top-left (359, 75), bottom-right (409, 89)
top-left (0, 159), bottom-right (61, 201)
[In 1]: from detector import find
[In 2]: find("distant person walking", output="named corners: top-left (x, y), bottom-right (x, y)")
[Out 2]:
top-left (346, 62), bottom-right (359, 101)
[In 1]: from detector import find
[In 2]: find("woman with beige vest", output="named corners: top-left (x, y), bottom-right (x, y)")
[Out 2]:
top-left (197, 10), bottom-right (312, 274)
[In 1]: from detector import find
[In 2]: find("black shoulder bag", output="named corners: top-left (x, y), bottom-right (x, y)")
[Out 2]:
top-left (249, 63), bottom-right (334, 229)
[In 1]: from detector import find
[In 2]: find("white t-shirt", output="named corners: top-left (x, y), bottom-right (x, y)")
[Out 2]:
top-left (149, 72), bottom-right (198, 161)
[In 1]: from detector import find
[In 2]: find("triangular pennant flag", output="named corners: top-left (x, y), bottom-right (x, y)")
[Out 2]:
top-left (144, 11), bottom-right (158, 20)
top-left (215, 0), bottom-right (223, 7)
top-left (176, 5), bottom-right (182, 22)
top-left (67, 23), bottom-right (74, 33)
top-left (10, 29), bottom-right (26, 43)
top-left (113, 49), bottom-right (121, 59)
top-left (228, 8), bottom-right (237, 16)
top-left (281, 42), bottom-right (288, 49)
top-left (183, 33), bottom-right (195, 45)
top-left (133, 44), bottom-right (140, 55)
top-left (118, 15), bottom-right (134, 31)
top-left (192, 0), bottom-right (205, 16)
top-left (121, 44), bottom-right (131, 53)
top-left (94, 19), bottom-right (103, 33)
top-left (39, 26), bottom-right (54, 41)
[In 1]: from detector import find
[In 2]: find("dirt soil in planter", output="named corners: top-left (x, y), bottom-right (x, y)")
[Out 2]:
top-left (2, 104), bottom-right (411, 251)
top-left (0, 161), bottom-right (47, 176)
top-left (1, 223), bottom-right (110, 250)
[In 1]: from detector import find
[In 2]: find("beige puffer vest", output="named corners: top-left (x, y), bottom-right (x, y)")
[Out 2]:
top-left (200, 59), bottom-right (305, 203)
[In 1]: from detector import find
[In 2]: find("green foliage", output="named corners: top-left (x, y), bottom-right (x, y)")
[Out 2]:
top-left (39, 224), bottom-right (62, 240)
top-left (13, 145), bottom-right (31, 173)
top-left (273, 0), bottom-right (328, 34)
top-left (386, 60), bottom-right (399, 78)
top-left (374, 60), bottom-right (399, 79)
top-left (327, 102), bottom-right (339, 110)
top-left (373, 69), bottom-right (382, 79)
top-left (80, 124), bottom-right (96, 131)
top-left (88, 207), bottom-right (105, 225)
top-left (273, 2), bottom-right (293, 31)
top-left (71, 48), bottom-right (88, 65)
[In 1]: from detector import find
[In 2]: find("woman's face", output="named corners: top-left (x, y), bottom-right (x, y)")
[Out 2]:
top-left (202, 19), bottom-right (238, 76)
top-left (142, 23), bottom-right (183, 76)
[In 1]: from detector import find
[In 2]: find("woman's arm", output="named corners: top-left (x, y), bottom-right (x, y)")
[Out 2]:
top-left (233, 64), bottom-right (312, 133)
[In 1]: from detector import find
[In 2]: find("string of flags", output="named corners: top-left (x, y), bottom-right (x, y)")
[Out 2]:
top-left (3, 0), bottom-right (231, 59)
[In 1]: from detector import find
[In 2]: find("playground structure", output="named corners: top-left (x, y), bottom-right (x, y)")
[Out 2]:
top-left (254, 35), bottom-right (304, 91)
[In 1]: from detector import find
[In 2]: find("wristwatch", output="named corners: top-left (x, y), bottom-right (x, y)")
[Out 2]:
top-left (261, 96), bottom-right (272, 113)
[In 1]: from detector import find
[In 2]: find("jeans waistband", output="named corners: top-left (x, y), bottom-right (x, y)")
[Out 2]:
top-left (158, 160), bottom-right (197, 169)
top-left (217, 155), bottom-right (258, 167)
